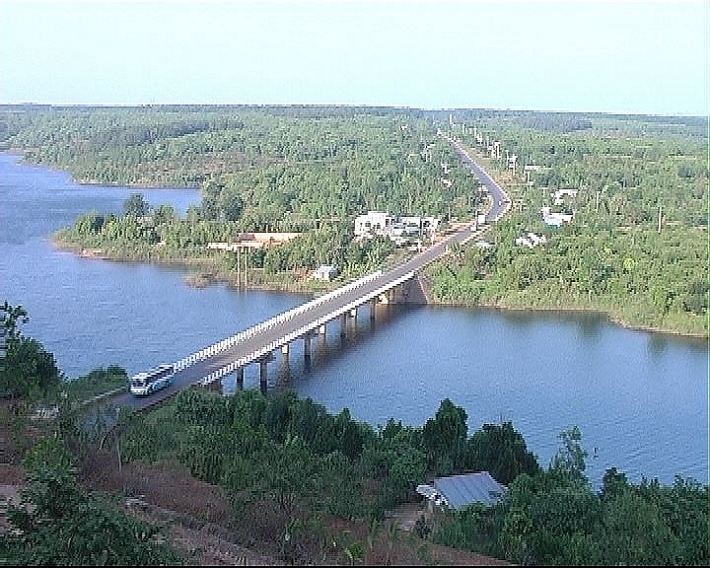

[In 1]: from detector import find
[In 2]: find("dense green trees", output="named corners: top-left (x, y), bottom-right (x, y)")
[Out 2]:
top-left (464, 421), bottom-right (541, 485)
top-left (123, 192), bottom-right (151, 217)
top-left (0, 302), bottom-right (63, 400)
top-left (111, 390), bottom-right (708, 565)
top-left (427, 109), bottom-right (708, 336)
top-left (434, 426), bottom-right (709, 565)
top-left (0, 104), bottom-right (477, 225)
top-left (422, 397), bottom-right (468, 474)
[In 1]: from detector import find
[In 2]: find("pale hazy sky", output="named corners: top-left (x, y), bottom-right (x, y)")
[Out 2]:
top-left (0, 0), bottom-right (707, 115)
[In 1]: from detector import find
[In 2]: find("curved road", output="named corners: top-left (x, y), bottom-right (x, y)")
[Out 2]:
top-left (111, 134), bottom-right (510, 411)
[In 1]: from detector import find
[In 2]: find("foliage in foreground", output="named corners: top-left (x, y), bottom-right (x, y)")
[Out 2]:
top-left (0, 436), bottom-right (183, 566)
top-left (115, 388), bottom-right (708, 565)
top-left (434, 427), bottom-right (709, 565)
top-left (3, 301), bottom-right (707, 565)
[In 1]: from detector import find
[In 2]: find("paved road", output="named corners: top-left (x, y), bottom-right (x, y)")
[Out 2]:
top-left (439, 131), bottom-right (511, 224)
top-left (113, 135), bottom-right (510, 410)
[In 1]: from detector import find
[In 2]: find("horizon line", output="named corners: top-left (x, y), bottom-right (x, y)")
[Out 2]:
top-left (0, 101), bottom-right (706, 119)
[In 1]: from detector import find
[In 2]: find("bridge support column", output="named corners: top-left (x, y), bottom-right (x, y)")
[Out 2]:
top-left (370, 298), bottom-right (377, 321)
top-left (339, 313), bottom-right (347, 337)
top-left (207, 378), bottom-right (222, 394)
top-left (236, 367), bottom-right (244, 391)
top-left (259, 358), bottom-right (268, 394)
top-left (319, 324), bottom-right (326, 336)
top-left (281, 342), bottom-right (289, 363)
top-left (277, 356), bottom-right (290, 386)
top-left (303, 332), bottom-right (311, 361)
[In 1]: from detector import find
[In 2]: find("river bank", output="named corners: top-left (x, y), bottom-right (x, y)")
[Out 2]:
top-left (52, 234), bottom-right (338, 296)
top-left (52, 232), bottom-right (708, 341)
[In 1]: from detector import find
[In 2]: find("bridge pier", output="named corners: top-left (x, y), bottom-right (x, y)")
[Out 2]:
top-left (206, 377), bottom-right (222, 394)
top-left (277, 352), bottom-right (290, 386)
top-left (259, 357), bottom-right (269, 394)
top-left (177, 270), bottom-right (424, 398)
top-left (340, 313), bottom-right (347, 337)
top-left (304, 332), bottom-right (311, 361)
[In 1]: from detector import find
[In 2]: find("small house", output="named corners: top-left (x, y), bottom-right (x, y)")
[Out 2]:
top-left (416, 471), bottom-right (506, 512)
top-left (312, 264), bottom-right (339, 281)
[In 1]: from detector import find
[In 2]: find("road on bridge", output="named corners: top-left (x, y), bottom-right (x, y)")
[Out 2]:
top-left (112, 136), bottom-right (510, 411)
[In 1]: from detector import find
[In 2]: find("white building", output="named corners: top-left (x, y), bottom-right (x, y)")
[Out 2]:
top-left (311, 264), bottom-right (339, 281)
top-left (354, 211), bottom-right (439, 241)
top-left (541, 206), bottom-right (574, 227)
top-left (516, 232), bottom-right (547, 248)
top-left (354, 211), bottom-right (396, 238)
top-left (552, 188), bottom-right (578, 206)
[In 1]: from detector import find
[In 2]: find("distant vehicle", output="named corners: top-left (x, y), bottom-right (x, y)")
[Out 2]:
top-left (129, 364), bottom-right (174, 396)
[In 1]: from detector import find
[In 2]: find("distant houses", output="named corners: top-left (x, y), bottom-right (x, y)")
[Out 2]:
top-left (516, 232), bottom-right (547, 248)
top-left (311, 264), bottom-right (339, 282)
top-left (542, 187), bottom-right (577, 226)
top-left (354, 211), bottom-right (439, 244)
top-left (552, 188), bottom-right (578, 205)
top-left (541, 206), bottom-right (574, 227)
top-left (207, 232), bottom-right (301, 251)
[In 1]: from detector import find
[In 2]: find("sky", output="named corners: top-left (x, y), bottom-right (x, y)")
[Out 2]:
top-left (0, 0), bottom-right (707, 116)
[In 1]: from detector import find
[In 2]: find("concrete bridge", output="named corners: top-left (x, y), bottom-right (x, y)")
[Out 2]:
top-left (115, 135), bottom-right (509, 408)
top-left (174, 266), bottom-right (422, 393)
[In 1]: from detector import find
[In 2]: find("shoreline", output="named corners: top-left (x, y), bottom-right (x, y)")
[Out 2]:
top-left (1, 150), bottom-right (199, 191)
top-left (52, 237), bottom-right (335, 296)
top-left (52, 236), bottom-right (709, 342)
top-left (438, 299), bottom-right (709, 342)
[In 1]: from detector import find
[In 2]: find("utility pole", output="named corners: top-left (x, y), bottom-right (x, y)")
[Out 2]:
top-left (0, 327), bottom-right (6, 373)
top-left (244, 249), bottom-right (248, 288)
top-left (236, 247), bottom-right (241, 288)
top-left (658, 205), bottom-right (662, 234)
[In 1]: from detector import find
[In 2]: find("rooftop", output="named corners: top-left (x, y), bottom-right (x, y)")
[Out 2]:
top-left (417, 471), bottom-right (507, 510)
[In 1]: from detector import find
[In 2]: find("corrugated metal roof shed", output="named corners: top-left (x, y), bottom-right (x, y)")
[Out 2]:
top-left (432, 471), bottom-right (506, 510)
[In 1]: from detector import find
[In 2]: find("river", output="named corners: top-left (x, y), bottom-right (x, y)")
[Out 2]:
top-left (1, 152), bottom-right (707, 489)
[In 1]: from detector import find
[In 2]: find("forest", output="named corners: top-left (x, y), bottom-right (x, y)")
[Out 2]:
top-left (0, 104), bottom-right (706, 335)
top-left (1, 301), bottom-right (708, 565)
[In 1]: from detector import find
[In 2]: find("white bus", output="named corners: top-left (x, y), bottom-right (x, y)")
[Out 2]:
top-left (129, 364), bottom-right (174, 396)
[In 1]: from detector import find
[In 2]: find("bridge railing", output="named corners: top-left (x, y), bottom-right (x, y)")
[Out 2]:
top-left (197, 271), bottom-right (415, 387)
top-left (173, 270), bottom-right (383, 372)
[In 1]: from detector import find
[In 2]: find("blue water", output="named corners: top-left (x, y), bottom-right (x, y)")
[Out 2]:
top-left (1, 152), bottom-right (707, 489)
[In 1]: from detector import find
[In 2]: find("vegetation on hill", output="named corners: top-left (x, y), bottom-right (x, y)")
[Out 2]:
top-left (1, 104), bottom-right (705, 336)
top-left (427, 112), bottom-right (708, 336)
